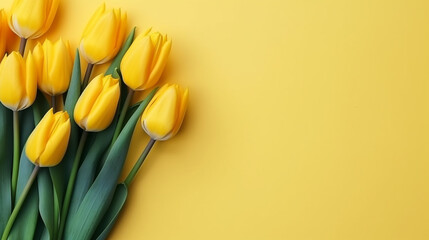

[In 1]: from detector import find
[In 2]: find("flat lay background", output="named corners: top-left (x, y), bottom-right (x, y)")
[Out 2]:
top-left (3, 0), bottom-right (429, 239)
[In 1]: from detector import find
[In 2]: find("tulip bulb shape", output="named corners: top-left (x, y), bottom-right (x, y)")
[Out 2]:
top-left (141, 84), bottom-right (188, 141)
top-left (8, 0), bottom-right (59, 39)
top-left (74, 74), bottom-right (120, 132)
top-left (121, 30), bottom-right (172, 91)
top-left (26, 109), bottom-right (71, 167)
top-left (79, 3), bottom-right (127, 64)
top-left (0, 51), bottom-right (37, 111)
top-left (33, 39), bottom-right (73, 96)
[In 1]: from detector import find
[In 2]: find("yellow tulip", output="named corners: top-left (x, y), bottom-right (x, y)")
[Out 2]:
top-left (0, 51), bottom-right (37, 111)
top-left (121, 30), bottom-right (172, 91)
top-left (0, 10), bottom-right (8, 58)
top-left (8, 0), bottom-right (59, 39)
top-left (33, 39), bottom-right (73, 96)
top-left (74, 74), bottom-right (120, 132)
top-left (79, 3), bottom-right (127, 64)
top-left (141, 84), bottom-right (188, 141)
top-left (25, 109), bottom-right (70, 167)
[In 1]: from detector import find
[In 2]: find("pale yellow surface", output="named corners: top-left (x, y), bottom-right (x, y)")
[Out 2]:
top-left (2, 0), bottom-right (429, 239)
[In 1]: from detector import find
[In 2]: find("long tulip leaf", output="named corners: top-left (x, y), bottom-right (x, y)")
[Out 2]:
top-left (45, 51), bottom-right (81, 240)
top-left (0, 105), bottom-right (13, 234)
top-left (66, 29), bottom-right (136, 223)
top-left (8, 108), bottom-right (38, 240)
top-left (94, 184), bottom-right (128, 240)
top-left (49, 50), bottom-right (82, 215)
top-left (31, 90), bottom-right (59, 240)
top-left (64, 88), bottom-right (157, 240)
top-left (38, 168), bottom-right (55, 239)
top-left (66, 118), bottom-right (117, 221)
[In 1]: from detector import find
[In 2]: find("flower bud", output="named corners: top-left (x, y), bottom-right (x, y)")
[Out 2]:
top-left (79, 3), bottom-right (127, 64)
top-left (141, 84), bottom-right (188, 141)
top-left (121, 30), bottom-right (172, 91)
top-left (26, 109), bottom-right (71, 167)
top-left (33, 39), bottom-right (73, 96)
top-left (8, 0), bottom-right (59, 39)
top-left (74, 74), bottom-right (120, 132)
top-left (0, 51), bottom-right (37, 111)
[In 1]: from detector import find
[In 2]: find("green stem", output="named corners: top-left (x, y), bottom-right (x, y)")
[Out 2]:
top-left (1, 165), bottom-right (39, 240)
top-left (18, 38), bottom-right (27, 56)
top-left (82, 63), bottom-right (94, 90)
top-left (11, 111), bottom-right (19, 205)
top-left (57, 131), bottom-right (88, 240)
top-left (111, 87), bottom-right (134, 145)
top-left (124, 138), bottom-right (156, 187)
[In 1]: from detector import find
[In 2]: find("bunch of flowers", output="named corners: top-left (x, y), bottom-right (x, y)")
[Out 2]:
top-left (0, 1), bottom-right (189, 239)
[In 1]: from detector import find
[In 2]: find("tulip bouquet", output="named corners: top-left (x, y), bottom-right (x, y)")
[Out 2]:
top-left (0, 1), bottom-right (188, 240)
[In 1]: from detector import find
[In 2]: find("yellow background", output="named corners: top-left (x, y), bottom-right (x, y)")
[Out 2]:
top-left (3, 0), bottom-right (429, 239)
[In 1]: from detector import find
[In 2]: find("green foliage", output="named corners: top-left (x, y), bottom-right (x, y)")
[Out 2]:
top-left (64, 89), bottom-right (157, 240)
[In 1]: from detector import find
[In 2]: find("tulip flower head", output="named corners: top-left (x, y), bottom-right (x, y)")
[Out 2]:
top-left (79, 3), bottom-right (127, 64)
top-left (74, 74), bottom-right (120, 132)
top-left (141, 84), bottom-right (188, 141)
top-left (33, 38), bottom-right (73, 96)
top-left (121, 30), bottom-right (172, 91)
top-left (8, 0), bottom-right (59, 39)
top-left (26, 109), bottom-right (71, 167)
top-left (0, 51), bottom-right (37, 111)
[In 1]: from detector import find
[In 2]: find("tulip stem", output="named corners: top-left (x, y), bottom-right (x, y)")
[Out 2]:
top-left (124, 138), bottom-right (156, 187)
top-left (51, 95), bottom-right (56, 112)
top-left (18, 38), bottom-right (27, 56)
top-left (82, 63), bottom-right (94, 90)
top-left (111, 87), bottom-right (134, 144)
top-left (1, 165), bottom-right (39, 240)
top-left (11, 111), bottom-right (19, 205)
top-left (58, 131), bottom-right (88, 240)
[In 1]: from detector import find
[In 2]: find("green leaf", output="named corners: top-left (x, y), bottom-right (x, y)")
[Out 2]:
top-left (94, 184), bottom-right (128, 240)
top-left (38, 168), bottom-right (55, 239)
top-left (66, 120), bottom-right (116, 221)
top-left (125, 100), bottom-right (143, 122)
top-left (64, 88), bottom-right (157, 240)
top-left (8, 183), bottom-right (38, 240)
top-left (49, 50), bottom-right (82, 214)
top-left (34, 216), bottom-right (45, 240)
top-left (8, 108), bottom-right (39, 240)
top-left (31, 90), bottom-right (58, 240)
top-left (31, 91), bottom-right (50, 126)
top-left (0, 104), bottom-right (13, 234)
top-left (46, 51), bottom-right (81, 239)
top-left (67, 29), bottom-right (136, 222)
top-left (105, 27), bottom-right (135, 78)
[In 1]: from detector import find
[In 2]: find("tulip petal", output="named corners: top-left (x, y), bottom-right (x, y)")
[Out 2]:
top-left (9, 0), bottom-right (54, 39)
top-left (0, 10), bottom-right (7, 58)
top-left (147, 38), bottom-right (172, 88)
top-left (74, 74), bottom-right (104, 130)
top-left (74, 75), bottom-right (120, 132)
top-left (143, 86), bottom-right (177, 139)
top-left (171, 87), bottom-right (189, 138)
top-left (80, 5), bottom-right (125, 64)
top-left (22, 52), bottom-right (37, 110)
top-left (0, 52), bottom-right (25, 111)
top-left (33, 0), bottom-right (59, 38)
top-left (39, 117), bottom-right (70, 167)
top-left (81, 3), bottom-right (106, 38)
top-left (85, 79), bottom-right (120, 131)
top-left (26, 109), bottom-right (55, 165)
top-left (121, 35), bottom-right (154, 90)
